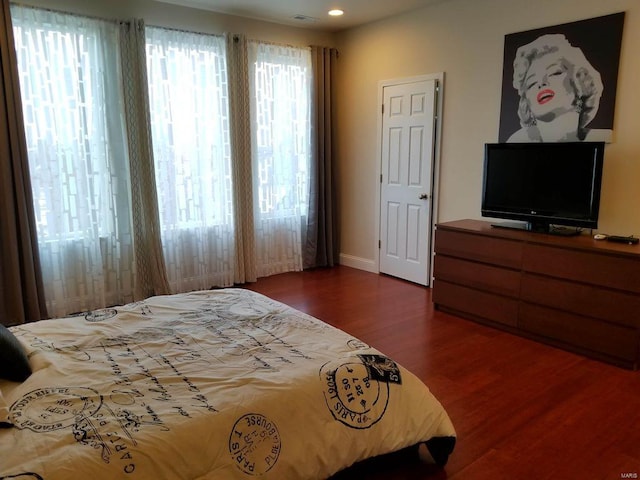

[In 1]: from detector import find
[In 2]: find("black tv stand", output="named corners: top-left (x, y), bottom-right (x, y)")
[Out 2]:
top-left (491, 221), bottom-right (582, 237)
top-left (547, 226), bottom-right (583, 237)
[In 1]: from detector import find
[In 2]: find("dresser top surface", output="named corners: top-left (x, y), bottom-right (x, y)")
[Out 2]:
top-left (437, 219), bottom-right (640, 258)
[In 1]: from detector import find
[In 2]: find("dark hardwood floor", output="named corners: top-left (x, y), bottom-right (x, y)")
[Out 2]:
top-left (244, 265), bottom-right (640, 480)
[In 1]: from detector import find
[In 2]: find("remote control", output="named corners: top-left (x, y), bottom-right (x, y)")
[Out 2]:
top-left (606, 235), bottom-right (639, 245)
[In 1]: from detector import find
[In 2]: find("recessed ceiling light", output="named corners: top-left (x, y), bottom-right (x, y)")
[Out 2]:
top-left (328, 9), bottom-right (344, 17)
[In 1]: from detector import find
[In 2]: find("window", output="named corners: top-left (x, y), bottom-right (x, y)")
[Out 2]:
top-left (145, 27), bottom-right (235, 291)
top-left (249, 41), bottom-right (312, 276)
top-left (11, 6), bottom-right (134, 316)
top-left (10, 6), bottom-right (318, 315)
top-left (250, 42), bottom-right (311, 219)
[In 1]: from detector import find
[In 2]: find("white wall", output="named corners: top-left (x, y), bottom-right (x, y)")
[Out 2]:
top-left (335, 0), bottom-right (640, 268)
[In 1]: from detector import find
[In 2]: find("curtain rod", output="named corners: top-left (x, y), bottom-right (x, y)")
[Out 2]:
top-left (9, 1), bottom-right (115, 24)
top-left (247, 37), bottom-right (311, 51)
top-left (10, 2), bottom-right (332, 51)
top-left (146, 23), bottom-right (225, 39)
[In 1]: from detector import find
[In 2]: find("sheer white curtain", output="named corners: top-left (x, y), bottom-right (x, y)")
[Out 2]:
top-left (145, 27), bottom-right (235, 292)
top-left (11, 6), bottom-right (135, 317)
top-left (248, 42), bottom-right (312, 277)
top-left (10, 9), bottom-right (319, 313)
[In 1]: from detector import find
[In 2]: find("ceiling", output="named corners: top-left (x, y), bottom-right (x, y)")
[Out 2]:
top-left (152, 0), bottom-right (446, 32)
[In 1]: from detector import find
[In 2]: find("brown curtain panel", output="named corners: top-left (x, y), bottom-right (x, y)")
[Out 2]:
top-left (305, 46), bottom-right (339, 269)
top-left (226, 33), bottom-right (257, 284)
top-left (0, 0), bottom-right (47, 325)
top-left (119, 19), bottom-right (171, 299)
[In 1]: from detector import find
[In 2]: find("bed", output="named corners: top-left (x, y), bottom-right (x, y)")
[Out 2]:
top-left (0, 288), bottom-right (455, 479)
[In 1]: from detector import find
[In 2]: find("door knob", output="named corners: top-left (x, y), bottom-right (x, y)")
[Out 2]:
top-left (419, 193), bottom-right (429, 200)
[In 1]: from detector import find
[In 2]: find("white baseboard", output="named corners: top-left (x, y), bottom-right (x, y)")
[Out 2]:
top-left (338, 254), bottom-right (378, 273)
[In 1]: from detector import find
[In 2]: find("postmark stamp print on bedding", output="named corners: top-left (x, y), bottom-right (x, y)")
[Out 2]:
top-left (320, 354), bottom-right (400, 429)
top-left (346, 338), bottom-right (370, 350)
top-left (357, 354), bottom-right (402, 385)
top-left (229, 413), bottom-right (281, 475)
top-left (10, 387), bottom-right (103, 432)
top-left (85, 308), bottom-right (118, 322)
top-left (0, 474), bottom-right (44, 479)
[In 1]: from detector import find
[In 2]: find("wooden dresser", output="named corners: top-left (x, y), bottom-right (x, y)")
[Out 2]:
top-left (432, 219), bottom-right (640, 369)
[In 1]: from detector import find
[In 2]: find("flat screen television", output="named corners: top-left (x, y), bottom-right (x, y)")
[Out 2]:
top-left (481, 142), bottom-right (605, 235)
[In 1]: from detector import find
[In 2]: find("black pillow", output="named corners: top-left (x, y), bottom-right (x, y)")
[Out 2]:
top-left (0, 324), bottom-right (32, 382)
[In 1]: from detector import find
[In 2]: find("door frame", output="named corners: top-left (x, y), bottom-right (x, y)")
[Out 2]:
top-left (375, 73), bottom-right (445, 285)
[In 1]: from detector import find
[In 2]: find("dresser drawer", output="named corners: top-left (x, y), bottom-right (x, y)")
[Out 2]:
top-left (435, 229), bottom-right (523, 269)
top-left (523, 244), bottom-right (640, 293)
top-left (433, 280), bottom-right (518, 327)
top-left (521, 274), bottom-right (640, 328)
top-left (434, 220), bottom-right (640, 369)
top-left (519, 303), bottom-right (638, 363)
top-left (434, 255), bottom-right (521, 297)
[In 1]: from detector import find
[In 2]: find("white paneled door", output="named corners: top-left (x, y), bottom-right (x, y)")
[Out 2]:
top-left (379, 79), bottom-right (437, 285)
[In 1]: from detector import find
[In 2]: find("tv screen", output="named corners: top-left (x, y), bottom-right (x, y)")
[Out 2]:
top-left (481, 142), bottom-right (604, 233)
